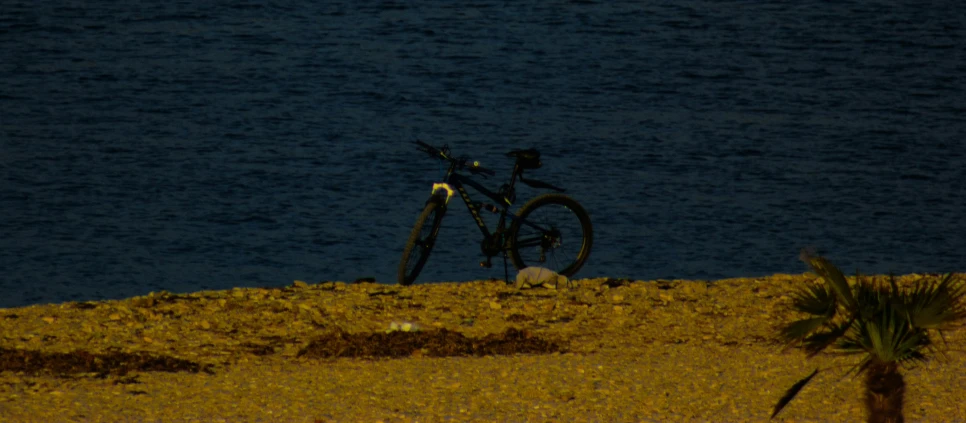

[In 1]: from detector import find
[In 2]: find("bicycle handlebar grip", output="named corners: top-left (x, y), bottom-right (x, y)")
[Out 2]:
top-left (467, 160), bottom-right (496, 176)
top-left (478, 166), bottom-right (496, 176)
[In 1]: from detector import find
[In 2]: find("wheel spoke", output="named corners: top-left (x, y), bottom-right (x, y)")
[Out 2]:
top-left (514, 235), bottom-right (544, 248)
top-left (517, 219), bottom-right (550, 234)
top-left (509, 194), bottom-right (592, 278)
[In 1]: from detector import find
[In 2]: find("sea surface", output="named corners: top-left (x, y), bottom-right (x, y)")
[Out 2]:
top-left (2, 0), bottom-right (964, 308)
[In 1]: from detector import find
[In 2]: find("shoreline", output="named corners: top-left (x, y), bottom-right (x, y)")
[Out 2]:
top-left (2, 275), bottom-right (964, 422)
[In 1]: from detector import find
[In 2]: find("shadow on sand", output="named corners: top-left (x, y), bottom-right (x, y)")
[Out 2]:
top-left (299, 328), bottom-right (565, 359)
top-left (0, 347), bottom-right (215, 377)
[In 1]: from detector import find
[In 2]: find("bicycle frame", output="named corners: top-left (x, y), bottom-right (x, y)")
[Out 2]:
top-left (430, 170), bottom-right (516, 243)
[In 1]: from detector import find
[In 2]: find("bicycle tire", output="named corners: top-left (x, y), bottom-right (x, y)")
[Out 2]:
top-left (508, 193), bottom-right (593, 277)
top-left (398, 199), bottom-right (446, 285)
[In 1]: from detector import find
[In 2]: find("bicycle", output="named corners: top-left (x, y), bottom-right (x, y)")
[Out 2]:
top-left (398, 141), bottom-right (593, 286)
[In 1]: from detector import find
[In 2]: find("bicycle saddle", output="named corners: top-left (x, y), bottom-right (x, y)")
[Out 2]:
top-left (506, 148), bottom-right (542, 169)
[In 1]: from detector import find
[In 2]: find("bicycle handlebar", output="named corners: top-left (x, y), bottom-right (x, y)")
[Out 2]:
top-left (413, 140), bottom-right (443, 157)
top-left (413, 140), bottom-right (496, 177)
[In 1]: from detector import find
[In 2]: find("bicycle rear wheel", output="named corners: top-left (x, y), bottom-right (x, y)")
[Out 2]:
top-left (398, 199), bottom-right (446, 285)
top-left (508, 193), bottom-right (592, 277)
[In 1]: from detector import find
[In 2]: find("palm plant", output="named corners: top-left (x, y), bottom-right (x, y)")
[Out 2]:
top-left (771, 253), bottom-right (966, 422)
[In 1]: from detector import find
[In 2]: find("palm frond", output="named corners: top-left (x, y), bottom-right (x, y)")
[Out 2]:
top-left (837, 305), bottom-right (930, 367)
top-left (802, 254), bottom-right (858, 312)
top-left (889, 273), bottom-right (901, 297)
top-left (779, 316), bottom-right (832, 344)
top-left (789, 281), bottom-right (837, 317)
top-left (905, 273), bottom-right (966, 330)
top-left (770, 368), bottom-right (819, 419)
top-left (853, 282), bottom-right (877, 320)
top-left (802, 318), bottom-right (853, 357)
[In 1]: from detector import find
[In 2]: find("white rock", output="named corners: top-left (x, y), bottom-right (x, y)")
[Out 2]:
top-left (516, 267), bottom-right (570, 289)
top-left (386, 320), bottom-right (420, 333)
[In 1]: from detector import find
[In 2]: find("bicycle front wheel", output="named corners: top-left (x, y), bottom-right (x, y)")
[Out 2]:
top-left (508, 193), bottom-right (593, 277)
top-left (398, 199), bottom-right (446, 285)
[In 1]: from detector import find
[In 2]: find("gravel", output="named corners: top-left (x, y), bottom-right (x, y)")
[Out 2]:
top-left (1, 274), bottom-right (963, 422)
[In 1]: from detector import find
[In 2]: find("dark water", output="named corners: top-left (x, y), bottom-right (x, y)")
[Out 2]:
top-left (2, 1), bottom-right (964, 308)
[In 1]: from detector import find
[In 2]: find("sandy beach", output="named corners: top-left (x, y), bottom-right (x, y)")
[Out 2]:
top-left (2, 275), bottom-right (964, 422)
